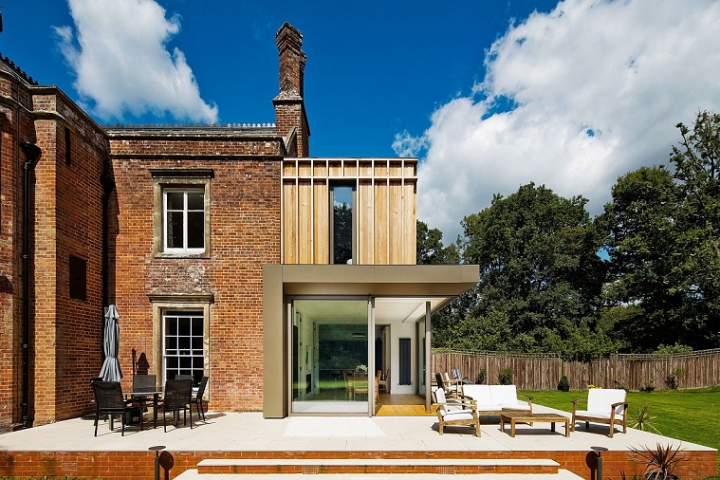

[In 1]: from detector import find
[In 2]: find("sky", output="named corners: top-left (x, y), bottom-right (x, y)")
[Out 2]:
top-left (2, 0), bottom-right (720, 243)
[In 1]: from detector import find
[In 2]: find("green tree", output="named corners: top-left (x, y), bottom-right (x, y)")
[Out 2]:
top-left (599, 111), bottom-right (720, 350)
top-left (415, 220), bottom-right (462, 347)
top-left (416, 220), bottom-right (460, 265)
top-left (596, 166), bottom-right (683, 350)
top-left (670, 111), bottom-right (720, 347)
top-left (460, 183), bottom-right (612, 359)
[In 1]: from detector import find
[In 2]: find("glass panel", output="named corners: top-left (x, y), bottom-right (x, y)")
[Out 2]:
top-left (167, 212), bottom-right (184, 248)
top-left (179, 318), bottom-right (190, 336)
top-left (332, 185), bottom-right (353, 264)
top-left (166, 191), bottom-right (185, 210)
top-left (291, 299), bottom-right (369, 414)
top-left (166, 319), bottom-right (177, 335)
top-left (192, 319), bottom-right (203, 336)
top-left (187, 212), bottom-right (204, 249)
top-left (187, 191), bottom-right (204, 210)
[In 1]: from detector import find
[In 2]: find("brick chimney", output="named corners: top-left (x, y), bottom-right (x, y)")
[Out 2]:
top-left (274, 22), bottom-right (310, 157)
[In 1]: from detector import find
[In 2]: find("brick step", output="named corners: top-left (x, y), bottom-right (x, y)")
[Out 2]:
top-left (194, 458), bottom-right (562, 475)
top-left (175, 470), bottom-right (584, 480)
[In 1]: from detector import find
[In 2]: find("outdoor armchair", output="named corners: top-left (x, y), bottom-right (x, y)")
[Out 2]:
top-left (571, 388), bottom-right (628, 438)
top-left (432, 387), bottom-right (481, 436)
top-left (91, 380), bottom-right (141, 436)
top-left (160, 378), bottom-right (193, 432)
top-left (435, 372), bottom-right (461, 399)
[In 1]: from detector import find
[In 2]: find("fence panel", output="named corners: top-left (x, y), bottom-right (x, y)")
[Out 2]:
top-left (432, 348), bottom-right (720, 390)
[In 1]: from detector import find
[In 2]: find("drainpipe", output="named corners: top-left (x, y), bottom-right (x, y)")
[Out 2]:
top-left (100, 167), bottom-right (115, 308)
top-left (19, 141), bottom-right (41, 430)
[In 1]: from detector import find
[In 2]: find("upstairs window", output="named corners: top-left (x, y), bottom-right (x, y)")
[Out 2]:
top-left (164, 189), bottom-right (205, 253)
top-left (331, 184), bottom-right (355, 264)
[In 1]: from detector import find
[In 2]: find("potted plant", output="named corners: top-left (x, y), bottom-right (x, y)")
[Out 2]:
top-left (557, 375), bottom-right (570, 392)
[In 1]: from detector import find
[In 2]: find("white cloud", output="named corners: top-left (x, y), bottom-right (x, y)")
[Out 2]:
top-left (404, 0), bottom-right (720, 243)
top-left (55, 0), bottom-right (218, 123)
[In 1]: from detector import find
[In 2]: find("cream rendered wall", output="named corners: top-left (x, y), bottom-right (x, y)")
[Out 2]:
top-left (389, 322), bottom-right (417, 395)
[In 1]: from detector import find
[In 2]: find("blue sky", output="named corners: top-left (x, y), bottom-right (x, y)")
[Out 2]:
top-left (2, 0), bottom-right (720, 241)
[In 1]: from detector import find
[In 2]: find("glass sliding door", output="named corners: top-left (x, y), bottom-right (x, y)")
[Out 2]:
top-left (291, 298), bottom-right (370, 414)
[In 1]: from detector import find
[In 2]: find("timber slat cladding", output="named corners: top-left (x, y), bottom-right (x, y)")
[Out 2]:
top-left (281, 158), bottom-right (417, 265)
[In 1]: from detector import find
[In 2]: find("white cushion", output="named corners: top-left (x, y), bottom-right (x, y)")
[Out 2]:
top-left (462, 385), bottom-right (492, 405)
top-left (500, 402), bottom-right (531, 411)
top-left (443, 410), bottom-right (476, 421)
top-left (490, 385), bottom-right (518, 405)
top-left (587, 389), bottom-right (626, 415)
top-left (575, 410), bottom-right (612, 420)
top-left (434, 388), bottom-right (447, 404)
top-left (475, 405), bottom-right (503, 412)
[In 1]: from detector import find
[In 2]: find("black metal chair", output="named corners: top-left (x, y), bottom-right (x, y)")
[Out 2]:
top-left (91, 380), bottom-right (140, 436)
top-left (194, 376), bottom-right (209, 421)
top-left (160, 378), bottom-right (193, 432)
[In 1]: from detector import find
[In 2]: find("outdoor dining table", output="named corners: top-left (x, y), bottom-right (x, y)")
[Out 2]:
top-left (128, 386), bottom-right (163, 429)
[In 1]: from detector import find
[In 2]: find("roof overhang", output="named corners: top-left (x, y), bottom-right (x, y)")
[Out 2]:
top-left (266, 264), bottom-right (478, 322)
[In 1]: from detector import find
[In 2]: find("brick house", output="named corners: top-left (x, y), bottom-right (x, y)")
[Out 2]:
top-left (0, 22), bottom-right (477, 430)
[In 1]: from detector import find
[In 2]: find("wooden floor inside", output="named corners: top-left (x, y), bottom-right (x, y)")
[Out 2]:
top-left (374, 393), bottom-right (437, 416)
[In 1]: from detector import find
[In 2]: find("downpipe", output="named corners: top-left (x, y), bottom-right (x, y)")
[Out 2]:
top-left (19, 141), bottom-right (41, 430)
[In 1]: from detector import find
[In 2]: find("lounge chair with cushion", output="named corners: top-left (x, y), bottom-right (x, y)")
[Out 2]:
top-left (571, 388), bottom-right (628, 438)
top-left (432, 387), bottom-right (481, 436)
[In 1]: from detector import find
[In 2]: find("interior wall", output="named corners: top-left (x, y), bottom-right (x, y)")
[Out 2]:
top-left (389, 322), bottom-right (416, 394)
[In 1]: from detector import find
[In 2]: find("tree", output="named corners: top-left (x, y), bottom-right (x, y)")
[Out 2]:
top-left (416, 220), bottom-right (462, 347)
top-left (599, 110), bottom-right (720, 350)
top-left (416, 220), bottom-right (460, 265)
top-left (459, 183), bottom-right (612, 359)
top-left (596, 166), bottom-right (683, 350)
top-left (670, 111), bottom-right (720, 347)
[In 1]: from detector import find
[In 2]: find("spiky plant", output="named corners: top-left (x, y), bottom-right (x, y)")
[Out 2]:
top-left (629, 443), bottom-right (684, 480)
top-left (629, 405), bottom-right (660, 434)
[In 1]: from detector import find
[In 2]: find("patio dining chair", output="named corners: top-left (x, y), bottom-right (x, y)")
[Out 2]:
top-left (378, 369), bottom-right (389, 394)
top-left (352, 371), bottom-right (369, 400)
top-left (194, 376), bottom-right (209, 422)
top-left (160, 378), bottom-right (193, 432)
top-left (91, 380), bottom-right (141, 436)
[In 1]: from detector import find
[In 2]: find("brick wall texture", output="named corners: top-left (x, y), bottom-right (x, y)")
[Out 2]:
top-left (0, 21), bottom-right (307, 428)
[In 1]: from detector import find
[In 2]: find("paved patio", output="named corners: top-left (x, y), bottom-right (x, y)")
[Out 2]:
top-left (0, 405), bottom-right (715, 479)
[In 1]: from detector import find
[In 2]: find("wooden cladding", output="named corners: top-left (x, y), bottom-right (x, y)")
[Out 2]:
top-left (282, 158), bottom-right (417, 265)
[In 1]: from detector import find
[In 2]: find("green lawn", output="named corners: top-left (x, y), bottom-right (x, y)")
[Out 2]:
top-left (520, 386), bottom-right (720, 473)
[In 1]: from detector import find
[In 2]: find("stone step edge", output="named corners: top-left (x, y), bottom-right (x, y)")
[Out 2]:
top-left (177, 468), bottom-right (583, 480)
top-left (198, 458), bottom-right (560, 467)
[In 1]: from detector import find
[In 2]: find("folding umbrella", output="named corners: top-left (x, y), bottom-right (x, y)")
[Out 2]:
top-left (99, 304), bottom-right (123, 382)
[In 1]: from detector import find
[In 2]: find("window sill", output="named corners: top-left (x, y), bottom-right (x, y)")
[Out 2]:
top-left (155, 252), bottom-right (210, 259)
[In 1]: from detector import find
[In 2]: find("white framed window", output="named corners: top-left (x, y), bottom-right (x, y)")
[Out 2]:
top-left (151, 169), bottom-right (213, 258)
top-left (162, 310), bottom-right (205, 385)
top-left (163, 189), bottom-right (205, 253)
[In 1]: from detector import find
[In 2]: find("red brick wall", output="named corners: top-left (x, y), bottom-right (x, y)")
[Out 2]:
top-left (0, 75), bottom-right (108, 429)
top-left (0, 73), bottom-right (34, 431)
top-left (0, 449), bottom-right (715, 480)
top-left (30, 95), bottom-right (107, 426)
top-left (108, 134), bottom-right (282, 411)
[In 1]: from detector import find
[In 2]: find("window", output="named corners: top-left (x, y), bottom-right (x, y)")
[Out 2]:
top-left (163, 310), bottom-right (205, 385)
top-left (164, 189), bottom-right (205, 253)
top-left (151, 169), bottom-right (213, 258)
top-left (69, 255), bottom-right (86, 300)
top-left (330, 184), bottom-right (355, 264)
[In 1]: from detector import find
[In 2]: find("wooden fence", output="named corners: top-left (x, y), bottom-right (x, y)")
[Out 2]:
top-left (432, 348), bottom-right (720, 391)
